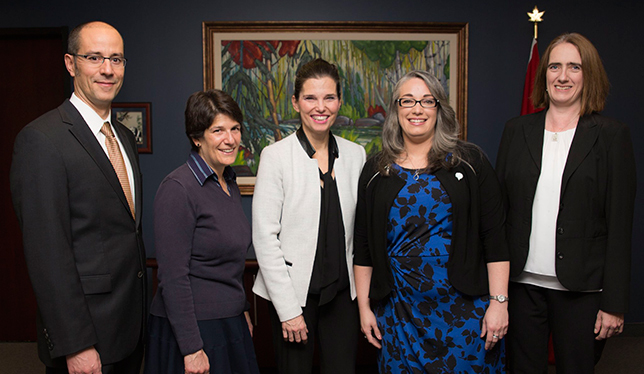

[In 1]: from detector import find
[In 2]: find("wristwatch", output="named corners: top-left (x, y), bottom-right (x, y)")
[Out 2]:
top-left (489, 295), bottom-right (509, 303)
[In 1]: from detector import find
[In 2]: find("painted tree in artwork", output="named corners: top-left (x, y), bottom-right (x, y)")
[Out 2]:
top-left (351, 40), bottom-right (450, 98)
top-left (221, 40), bottom-right (300, 149)
top-left (351, 40), bottom-right (428, 82)
top-left (220, 38), bottom-right (452, 175)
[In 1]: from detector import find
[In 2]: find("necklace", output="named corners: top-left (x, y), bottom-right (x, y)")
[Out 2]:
top-left (400, 150), bottom-right (428, 181)
top-left (407, 155), bottom-right (421, 181)
top-left (547, 112), bottom-right (579, 137)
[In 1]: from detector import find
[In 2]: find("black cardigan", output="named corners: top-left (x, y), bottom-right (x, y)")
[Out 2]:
top-left (353, 144), bottom-right (508, 300)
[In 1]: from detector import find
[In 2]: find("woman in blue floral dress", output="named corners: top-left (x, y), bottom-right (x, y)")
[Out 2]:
top-left (354, 71), bottom-right (509, 373)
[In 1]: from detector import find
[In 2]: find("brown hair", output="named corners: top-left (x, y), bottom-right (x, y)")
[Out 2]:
top-left (68, 21), bottom-right (120, 54)
top-left (185, 89), bottom-right (244, 151)
top-left (532, 33), bottom-right (609, 115)
top-left (292, 58), bottom-right (341, 100)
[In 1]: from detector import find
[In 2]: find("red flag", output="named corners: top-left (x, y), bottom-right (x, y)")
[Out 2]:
top-left (521, 38), bottom-right (541, 115)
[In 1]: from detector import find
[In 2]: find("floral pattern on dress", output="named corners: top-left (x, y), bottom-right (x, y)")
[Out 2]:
top-left (374, 166), bottom-right (505, 373)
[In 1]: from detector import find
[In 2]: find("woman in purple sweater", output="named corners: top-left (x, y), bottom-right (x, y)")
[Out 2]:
top-left (144, 90), bottom-right (259, 374)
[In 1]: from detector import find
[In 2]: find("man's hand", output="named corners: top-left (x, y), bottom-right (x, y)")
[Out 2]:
top-left (66, 346), bottom-right (102, 374)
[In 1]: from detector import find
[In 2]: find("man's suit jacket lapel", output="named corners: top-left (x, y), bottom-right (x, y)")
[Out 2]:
top-left (60, 100), bottom-right (136, 222)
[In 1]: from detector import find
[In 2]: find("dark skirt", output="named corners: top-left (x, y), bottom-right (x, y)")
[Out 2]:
top-left (144, 314), bottom-right (259, 374)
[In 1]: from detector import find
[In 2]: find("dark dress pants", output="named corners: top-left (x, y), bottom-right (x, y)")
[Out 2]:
top-left (268, 286), bottom-right (359, 374)
top-left (507, 282), bottom-right (606, 374)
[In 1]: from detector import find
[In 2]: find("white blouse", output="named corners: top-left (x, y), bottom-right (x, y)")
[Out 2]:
top-left (514, 127), bottom-right (576, 291)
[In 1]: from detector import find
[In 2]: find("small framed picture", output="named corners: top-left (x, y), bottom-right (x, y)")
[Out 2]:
top-left (111, 102), bottom-right (152, 153)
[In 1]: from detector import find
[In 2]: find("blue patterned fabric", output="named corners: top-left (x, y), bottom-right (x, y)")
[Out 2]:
top-left (375, 166), bottom-right (505, 373)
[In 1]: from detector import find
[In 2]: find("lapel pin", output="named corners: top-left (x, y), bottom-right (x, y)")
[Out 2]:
top-left (455, 172), bottom-right (463, 181)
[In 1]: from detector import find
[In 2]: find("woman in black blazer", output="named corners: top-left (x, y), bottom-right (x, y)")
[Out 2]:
top-left (496, 33), bottom-right (636, 373)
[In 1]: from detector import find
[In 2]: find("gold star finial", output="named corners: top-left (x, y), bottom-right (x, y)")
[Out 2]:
top-left (527, 6), bottom-right (545, 39)
top-left (528, 6), bottom-right (544, 23)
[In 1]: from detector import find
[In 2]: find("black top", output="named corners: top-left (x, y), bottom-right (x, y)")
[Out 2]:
top-left (296, 127), bottom-right (349, 305)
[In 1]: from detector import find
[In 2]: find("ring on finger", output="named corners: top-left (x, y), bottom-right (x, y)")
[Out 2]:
top-left (493, 334), bottom-right (499, 339)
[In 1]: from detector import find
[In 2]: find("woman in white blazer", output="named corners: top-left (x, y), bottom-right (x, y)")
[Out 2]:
top-left (252, 59), bottom-right (366, 374)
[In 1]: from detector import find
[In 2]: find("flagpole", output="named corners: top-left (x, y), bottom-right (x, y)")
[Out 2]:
top-left (524, 12), bottom-right (554, 365)
top-left (521, 6), bottom-right (545, 115)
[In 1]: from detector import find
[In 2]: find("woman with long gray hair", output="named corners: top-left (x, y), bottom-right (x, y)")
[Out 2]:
top-left (354, 70), bottom-right (509, 372)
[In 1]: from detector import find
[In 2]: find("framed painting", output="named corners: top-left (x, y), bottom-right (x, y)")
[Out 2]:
top-left (111, 102), bottom-right (152, 153)
top-left (203, 21), bottom-right (468, 194)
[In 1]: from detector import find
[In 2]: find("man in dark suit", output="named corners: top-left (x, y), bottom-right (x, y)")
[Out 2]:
top-left (10, 21), bottom-right (146, 374)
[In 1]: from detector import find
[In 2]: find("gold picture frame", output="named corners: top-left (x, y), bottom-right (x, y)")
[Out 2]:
top-left (203, 21), bottom-right (468, 194)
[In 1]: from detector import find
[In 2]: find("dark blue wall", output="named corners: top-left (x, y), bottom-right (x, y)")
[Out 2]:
top-left (3, 0), bottom-right (643, 321)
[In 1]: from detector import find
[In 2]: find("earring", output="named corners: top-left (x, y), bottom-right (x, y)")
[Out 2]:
top-left (196, 143), bottom-right (201, 147)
